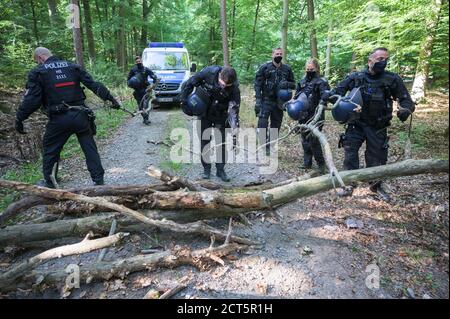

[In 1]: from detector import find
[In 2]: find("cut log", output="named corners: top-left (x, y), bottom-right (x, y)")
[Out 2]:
top-left (147, 165), bottom-right (200, 191)
top-left (0, 232), bottom-right (128, 291)
top-left (26, 243), bottom-right (246, 288)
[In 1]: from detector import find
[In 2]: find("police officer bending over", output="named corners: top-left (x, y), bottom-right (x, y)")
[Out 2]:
top-left (293, 58), bottom-right (330, 172)
top-left (127, 56), bottom-right (158, 125)
top-left (254, 47), bottom-right (295, 154)
top-left (15, 47), bottom-right (121, 188)
top-left (322, 47), bottom-right (414, 201)
top-left (180, 66), bottom-right (240, 182)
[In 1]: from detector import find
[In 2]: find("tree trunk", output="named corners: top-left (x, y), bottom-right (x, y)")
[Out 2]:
top-left (94, 0), bottom-right (105, 45)
top-left (71, 0), bottom-right (84, 68)
top-left (307, 0), bottom-right (318, 59)
top-left (281, 0), bottom-right (289, 63)
top-left (246, 0), bottom-right (260, 71)
top-left (30, 0), bottom-right (40, 45)
top-left (229, 0), bottom-right (237, 51)
top-left (117, 2), bottom-right (127, 71)
top-left (81, 0), bottom-right (96, 65)
top-left (140, 0), bottom-right (150, 48)
top-left (220, 0), bottom-right (230, 66)
top-left (411, 0), bottom-right (443, 103)
top-left (325, 21), bottom-right (332, 78)
top-left (47, 0), bottom-right (59, 27)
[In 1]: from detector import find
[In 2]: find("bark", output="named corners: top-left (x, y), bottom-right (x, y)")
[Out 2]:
top-left (281, 0), bottom-right (289, 63)
top-left (411, 0), bottom-right (443, 103)
top-left (140, 0), bottom-right (151, 47)
top-left (117, 2), bottom-right (127, 71)
top-left (0, 233), bottom-right (128, 292)
top-left (30, 0), bottom-right (40, 44)
top-left (0, 184), bottom-right (175, 227)
top-left (307, 0), bottom-right (318, 59)
top-left (246, 0), bottom-right (260, 72)
top-left (94, 0), bottom-right (105, 44)
top-left (71, 0), bottom-right (84, 68)
top-left (325, 21), bottom-right (333, 79)
top-left (81, 0), bottom-right (96, 64)
top-left (0, 181), bottom-right (257, 245)
top-left (26, 243), bottom-right (246, 288)
top-left (220, 0), bottom-right (230, 66)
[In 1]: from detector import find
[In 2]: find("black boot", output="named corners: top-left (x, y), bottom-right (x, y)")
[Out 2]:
top-left (201, 169), bottom-right (211, 180)
top-left (143, 118), bottom-right (151, 125)
top-left (94, 178), bottom-right (105, 186)
top-left (216, 169), bottom-right (230, 182)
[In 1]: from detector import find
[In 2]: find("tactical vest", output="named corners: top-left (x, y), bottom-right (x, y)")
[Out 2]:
top-left (298, 76), bottom-right (326, 116)
top-left (38, 58), bottom-right (85, 111)
top-left (353, 71), bottom-right (395, 126)
top-left (261, 63), bottom-right (292, 99)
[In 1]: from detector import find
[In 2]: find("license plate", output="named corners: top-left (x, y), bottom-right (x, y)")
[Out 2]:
top-left (159, 97), bottom-right (173, 102)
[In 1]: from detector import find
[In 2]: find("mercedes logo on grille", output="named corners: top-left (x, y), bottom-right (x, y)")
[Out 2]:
top-left (161, 84), bottom-right (167, 91)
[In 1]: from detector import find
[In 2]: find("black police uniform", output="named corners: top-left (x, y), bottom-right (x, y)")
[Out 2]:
top-left (254, 61), bottom-right (295, 150)
top-left (294, 73), bottom-right (330, 169)
top-left (16, 56), bottom-right (118, 186)
top-left (330, 67), bottom-right (414, 171)
top-left (181, 66), bottom-right (240, 174)
top-left (127, 64), bottom-right (158, 122)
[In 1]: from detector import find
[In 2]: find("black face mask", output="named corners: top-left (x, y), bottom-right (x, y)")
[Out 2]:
top-left (306, 71), bottom-right (316, 79)
top-left (137, 63), bottom-right (143, 68)
top-left (372, 59), bottom-right (388, 74)
top-left (274, 56), bottom-right (283, 64)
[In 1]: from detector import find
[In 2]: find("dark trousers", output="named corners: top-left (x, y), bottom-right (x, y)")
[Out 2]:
top-left (301, 123), bottom-right (325, 167)
top-left (133, 89), bottom-right (148, 121)
top-left (42, 109), bottom-right (104, 184)
top-left (342, 122), bottom-right (389, 171)
top-left (199, 117), bottom-right (226, 172)
top-left (257, 99), bottom-right (284, 149)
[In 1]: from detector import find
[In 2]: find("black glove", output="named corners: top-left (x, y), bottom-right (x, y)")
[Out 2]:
top-left (255, 99), bottom-right (262, 117)
top-left (15, 119), bottom-right (26, 134)
top-left (110, 98), bottom-right (121, 109)
top-left (321, 91), bottom-right (338, 104)
top-left (397, 108), bottom-right (411, 122)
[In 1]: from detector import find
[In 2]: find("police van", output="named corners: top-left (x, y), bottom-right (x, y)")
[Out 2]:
top-left (142, 42), bottom-right (196, 105)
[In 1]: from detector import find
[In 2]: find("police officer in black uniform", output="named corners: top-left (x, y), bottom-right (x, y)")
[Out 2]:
top-left (322, 47), bottom-right (414, 200)
top-left (127, 56), bottom-right (158, 125)
top-left (180, 66), bottom-right (240, 182)
top-left (15, 47), bottom-right (121, 188)
top-left (294, 58), bottom-right (330, 172)
top-left (254, 47), bottom-right (296, 153)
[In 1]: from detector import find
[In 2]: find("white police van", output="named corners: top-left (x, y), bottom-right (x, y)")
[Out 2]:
top-left (142, 42), bottom-right (196, 105)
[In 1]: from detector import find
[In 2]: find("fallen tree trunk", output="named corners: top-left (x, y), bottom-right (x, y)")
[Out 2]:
top-left (25, 243), bottom-right (246, 288)
top-left (0, 214), bottom-right (143, 248)
top-left (137, 159), bottom-right (448, 211)
top-left (0, 181), bottom-right (256, 246)
top-left (0, 184), bottom-right (175, 227)
top-left (0, 232), bottom-right (128, 292)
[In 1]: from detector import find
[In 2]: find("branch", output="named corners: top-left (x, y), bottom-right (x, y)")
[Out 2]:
top-left (0, 232), bottom-right (128, 291)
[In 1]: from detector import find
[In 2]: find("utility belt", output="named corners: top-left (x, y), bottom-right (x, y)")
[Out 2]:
top-left (48, 102), bottom-right (97, 135)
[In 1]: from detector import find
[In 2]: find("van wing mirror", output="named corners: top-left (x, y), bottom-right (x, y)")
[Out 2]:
top-left (190, 63), bottom-right (197, 73)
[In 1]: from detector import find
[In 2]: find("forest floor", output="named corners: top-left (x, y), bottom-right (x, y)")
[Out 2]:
top-left (0, 87), bottom-right (448, 299)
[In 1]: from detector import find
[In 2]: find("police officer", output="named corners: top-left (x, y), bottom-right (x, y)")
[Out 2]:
top-left (180, 66), bottom-right (240, 182)
top-left (254, 47), bottom-right (296, 154)
top-left (15, 47), bottom-right (121, 188)
top-left (322, 47), bottom-right (414, 200)
top-left (294, 58), bottom-right (330, 172)
top-left (127, 56), bottom-right (158, 125)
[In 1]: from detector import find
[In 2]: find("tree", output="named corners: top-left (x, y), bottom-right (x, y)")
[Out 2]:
top-left (81, 0), bottom-right (96, 65)
top-left (220, 0), bottom-right (230, 66)
top-left (246, 0), bottom-right (261, 71)
top-left (71, 0), bottom-right (84, 68)
top-left (281, 0), bottom-right (289, 63)
top-left (47, 0), bottom-right (60, 27)
top-left (307, 0), bottom-right (318, 59)
top-left (411, 0), bottom-right (444, 103)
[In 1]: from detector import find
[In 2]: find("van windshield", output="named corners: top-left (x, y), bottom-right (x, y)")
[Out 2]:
top-left (143, 51), bottom-right (189, 71)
